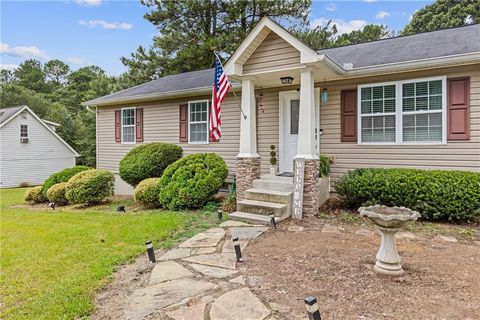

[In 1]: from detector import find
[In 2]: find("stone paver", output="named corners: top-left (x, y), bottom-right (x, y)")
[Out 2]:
top-left (125, 279), bottom-right (216, 320)
top-left (436, 235), bottom-right (458, 243)
top-left (210, 288), bottom-right (270, 320)
top-left (230, 226), bottom-right (268, 240)
top-left (194, 247), bottom-right (217, 255)
top-left (219, 220), bottom-right (251, 227)
top-left (229, 275), bottom-right (245, 285)
top-left (179, 228), bottom-right (225, 248)
top-left (395, 232), bottom-right (418, 240)
top-left (183, 253), bottom-right (237, 269)
top-left (165, 302), bottom-right (206, 320)
top-left (159, 248), bottom-right (192, 261)
top-left (222, 239), bottom-right (249, 253)
top-left (321, 224), bottom-right (345, 233)
top-left (189, 263), bottom-right (239, 278)
top-left (288, 225), bottom-right (304, 232)
top-left (149, 261), bottom-right (193, 285)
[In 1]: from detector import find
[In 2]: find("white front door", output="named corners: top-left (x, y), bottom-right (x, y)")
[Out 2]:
top-left (279, 92), bottom-right (300, 173)
top-left (279, 89), bottom-right (320, 173)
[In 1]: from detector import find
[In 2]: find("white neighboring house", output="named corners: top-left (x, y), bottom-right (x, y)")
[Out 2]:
top-left (0, 105), bottom-right (80, 188)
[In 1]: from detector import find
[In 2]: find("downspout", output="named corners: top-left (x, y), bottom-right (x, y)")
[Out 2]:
top-left (85, 105), bottom-right (98, 169)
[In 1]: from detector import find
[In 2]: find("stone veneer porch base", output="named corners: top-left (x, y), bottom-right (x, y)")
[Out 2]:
top-left (235, 157), bottom-right (261, 202)
top-left (299, 159), bottom-right (320, 217)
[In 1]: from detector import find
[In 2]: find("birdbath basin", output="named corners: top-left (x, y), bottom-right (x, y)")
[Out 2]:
top-left (359, 205), bottom-right (421, 275)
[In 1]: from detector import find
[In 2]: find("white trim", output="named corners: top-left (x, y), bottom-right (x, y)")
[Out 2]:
top-left (0, 106), bottom-right (80, 156)
top-left (121, 107), bottom-right (136, 144)
top-left (357, 75), bottom-right (447, 145)
top-left (187, 99), bottom-right (210, 145)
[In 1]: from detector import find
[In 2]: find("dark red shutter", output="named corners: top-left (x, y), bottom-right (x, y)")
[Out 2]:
top-left (136, 108), bottom-right (144, 142)
top-left (115, 110), bottom-right (121, 142)
top-left (341, 89), bottom-right (357, 142)
top-left (179, 104), bottom-right (188, 142)
top-left (447, 77), bottom-right (470, 141)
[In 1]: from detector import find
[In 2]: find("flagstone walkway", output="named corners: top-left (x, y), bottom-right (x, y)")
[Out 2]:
top-left (123, 220), bottom-right (276, 320)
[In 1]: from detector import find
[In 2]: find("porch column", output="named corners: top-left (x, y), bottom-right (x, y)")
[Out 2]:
top-left (295, 69), bottom-right (320, 217)
top-left (236, 79), bottom-right (261, 202)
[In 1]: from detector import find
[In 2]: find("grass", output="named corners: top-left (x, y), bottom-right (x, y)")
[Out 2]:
top-left (0, 188), bottom-right (219, 320)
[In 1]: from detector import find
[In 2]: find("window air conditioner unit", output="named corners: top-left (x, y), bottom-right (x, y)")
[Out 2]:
top-left (20, 137), bottom-right (29, 143)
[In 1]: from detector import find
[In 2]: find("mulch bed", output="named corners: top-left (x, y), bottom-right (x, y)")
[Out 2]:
top-left (243, 217), bottom-right (480, 320)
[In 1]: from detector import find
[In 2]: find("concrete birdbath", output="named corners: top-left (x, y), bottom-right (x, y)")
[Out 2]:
top-left (359, 205), bottom-right (421, 275)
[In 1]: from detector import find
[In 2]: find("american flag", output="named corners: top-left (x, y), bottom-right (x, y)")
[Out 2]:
top-left (210, 55), bottom-right (232, 142)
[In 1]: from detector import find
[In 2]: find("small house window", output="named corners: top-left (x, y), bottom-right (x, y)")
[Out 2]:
top-left (20, 124), bottom-right (28, 142)
top-left (122, 108), bottom-right (135, 143)
top-left (188, 100), bottom-right (209, 143)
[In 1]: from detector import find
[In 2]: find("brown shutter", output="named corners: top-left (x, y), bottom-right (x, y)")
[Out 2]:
top-left (136, 108), bottom-right (144, 142)
top-left (179, 104), bottom-right (188, 142)
top-left (447, 77), bottom-right (470, 141)
top-left (115, 110), bottom-right (121, 142)
top-left (341, 89), bottom-right (357, 142)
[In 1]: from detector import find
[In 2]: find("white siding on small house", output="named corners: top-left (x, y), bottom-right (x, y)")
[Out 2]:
top-left (0, 111), bottom-right (76, 188)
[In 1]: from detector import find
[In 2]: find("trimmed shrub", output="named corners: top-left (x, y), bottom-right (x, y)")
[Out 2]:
top-left (42, 165), bottom-right (92, 196)
top-left (47, 182), bottom-right (68, 206)
top-left (158, 153), bottom-right (228, 210)
top-left (134, 178), bottom-right (161, 208)
top-left (221, 192), bottom-right (237, 213)
top-left (65, 169), bottom-right (114, 206)
top-left (119, 143), bottom-right (183, 186)
top-left (335, 168), bottom-right (480, 222)
top-left (24, 186), bottom-right (47, 204)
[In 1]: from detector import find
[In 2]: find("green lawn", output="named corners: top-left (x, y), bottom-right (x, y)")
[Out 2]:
top-left (0, 188), bottom-right (218, 320)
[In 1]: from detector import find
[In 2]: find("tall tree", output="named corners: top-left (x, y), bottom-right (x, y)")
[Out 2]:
top-left (403, 0), bottom-right (479, 35)
top-left (44, 60), bottom-right (71, 87)
top-left (122, 0), bottom-right (311, 84)
top-left (14, 59), bottom-right (49, 93)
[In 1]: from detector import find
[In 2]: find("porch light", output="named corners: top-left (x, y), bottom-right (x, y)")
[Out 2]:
top-left (280, 76), bottom-right (294, 85)
top-left (321, 88), bottom-right (329, 103)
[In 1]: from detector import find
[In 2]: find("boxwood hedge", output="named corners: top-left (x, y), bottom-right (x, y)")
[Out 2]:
top-left (335, 168), bottom-right (480, 222)
top-left (24, 186), bottom-right (48, 204)
top-left (65, 169), bottom-right (114, 206)
top-left (119, 143), bottom-right (182, 187)
top-left (41, 165), bottom-right (92, 196)
top-left (158, 153), bottom-right (228, 210)
top-left (46, 182), bottom-right (68, 206)
top-left (134, 178), bottom-right (161, 208)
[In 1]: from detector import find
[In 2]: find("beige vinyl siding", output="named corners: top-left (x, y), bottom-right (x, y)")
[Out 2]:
top-left (319, 66), bottom-right (480, 180)
top-left (243, 32), bottom-right (301, 74)
top-left (97, 94), bottom-right (241, 181)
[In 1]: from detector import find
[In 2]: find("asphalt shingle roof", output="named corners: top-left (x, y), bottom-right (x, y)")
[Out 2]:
top-left (86, 24), bottom-right (479, 105)
top-left (317, 23), bottom-right (480, 68)
top-left (0, 106), bottom-right (25, 125)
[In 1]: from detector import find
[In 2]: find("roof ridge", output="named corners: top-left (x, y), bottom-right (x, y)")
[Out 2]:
top-left (318, 23), bottom-right (480, 52)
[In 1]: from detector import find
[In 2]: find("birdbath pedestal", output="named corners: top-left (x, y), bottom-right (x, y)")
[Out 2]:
top-left (359, 205), bottom-right (421, 276)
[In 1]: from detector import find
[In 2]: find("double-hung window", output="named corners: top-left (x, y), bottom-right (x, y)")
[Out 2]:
top-left (20, 124), bottom-right (28, 138)
top-left (189, 100), bottom-right (209, 144)
top-left (122, 107), bottom-right (135, 143)
top-left (358, 76), bottom-right (446, 144)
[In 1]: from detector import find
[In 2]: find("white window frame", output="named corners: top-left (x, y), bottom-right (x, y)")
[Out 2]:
top-left (20, 124), bottom-right (28, 138)
top-left (121, 107), bottom-right (136, 144)
top-left (188, 99), bottom-right (210, 145)
top-left (357, 76), bottom-right (447, 145)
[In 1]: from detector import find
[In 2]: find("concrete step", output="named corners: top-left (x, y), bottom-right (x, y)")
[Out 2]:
top-left (260, 174), bottom-right (293, 181)
top-left (229, 211), bottom-right (288, 225)
top-left (238, 199), bottom-right (287, 217)
top-left (245, 188), bottom-right (292, 204)
top-left (252, 179), bottom-right (293, 192)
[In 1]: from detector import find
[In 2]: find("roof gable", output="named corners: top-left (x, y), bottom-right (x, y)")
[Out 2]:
top-left (0, 106), bottom-right (80, 157)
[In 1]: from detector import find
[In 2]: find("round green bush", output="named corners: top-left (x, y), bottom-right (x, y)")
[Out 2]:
top-left (119, 143), bottom-right (183, 187)
top-left (41, 165), bottom-right (92, 196)
top-left (158, 153), bottom-right (228, 210)
top-left (65, 169), bottom-right (114, 206)
top-left (47, 182), bottom-right (68, 206)
top-left (335, 168), bottom-right (480, 222)
top-left (134, 178), bottom-right (161, 208)
top-left (24, 186), bottom-right (47, 204)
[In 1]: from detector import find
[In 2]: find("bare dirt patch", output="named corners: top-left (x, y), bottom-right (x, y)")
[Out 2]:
top-left (243, 217), bottom-right (480, 320)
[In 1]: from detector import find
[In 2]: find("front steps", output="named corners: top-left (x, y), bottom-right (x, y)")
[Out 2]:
top-left (230, 175), bottom-right (293, 225)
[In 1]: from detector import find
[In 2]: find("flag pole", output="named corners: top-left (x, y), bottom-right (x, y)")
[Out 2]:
top-left (213, 51), bottom-right (247, 120)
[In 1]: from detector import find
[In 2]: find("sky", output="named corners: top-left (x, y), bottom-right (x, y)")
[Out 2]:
top-left (1, 0), bottom-right (433, 76)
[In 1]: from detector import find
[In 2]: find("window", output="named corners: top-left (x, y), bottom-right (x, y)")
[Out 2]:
top-left (189, 100), bottom-right (209, 143)
top-left (290, 99), bottom-right (299, 134)
top-left (122, 108), bottom-right (135, 143)
top-left (358, 76), bottom-right (446, 144)
top-left (20, 124), bottom-right (28, 139)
